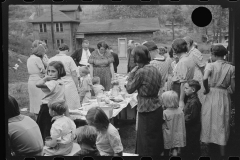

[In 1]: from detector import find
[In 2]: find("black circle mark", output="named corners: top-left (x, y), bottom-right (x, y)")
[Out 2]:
top-left (23, 0), bottom-right (35, 3)
top-left (192, 7), bottom-right (212, 27)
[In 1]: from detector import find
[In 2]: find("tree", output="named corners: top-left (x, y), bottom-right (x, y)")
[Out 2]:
top-left (164, 5), bottom-right (185, 40)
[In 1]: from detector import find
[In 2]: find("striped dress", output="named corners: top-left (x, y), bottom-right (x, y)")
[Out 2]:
top-left (88, 50), bottom-right (114, 91)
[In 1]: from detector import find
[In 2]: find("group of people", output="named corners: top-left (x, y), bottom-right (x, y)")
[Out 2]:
top-left (125, 37), bottom-right (234, 159)
top-left (7, 36), bottom-right (234, 158)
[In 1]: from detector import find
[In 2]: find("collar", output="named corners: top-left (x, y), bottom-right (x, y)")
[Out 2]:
top-left (8, 115), bottom-right (24, 123)
top-left (51, 115), bottom-right (64, 122)
top-left (153, 55), bottom-right (165, 61)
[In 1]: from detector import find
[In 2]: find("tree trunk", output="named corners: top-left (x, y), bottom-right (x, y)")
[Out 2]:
top-left (172, 20), bottom-right (175, 40)
top-left (51, 5), bottom-right (55, 50)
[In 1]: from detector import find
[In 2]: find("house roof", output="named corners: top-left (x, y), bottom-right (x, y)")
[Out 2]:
top-left (57, 5), bottom-right (82, 12)
top-left (29, 10), bottom-right (80, 23)
top-left (77, 18), bottom-right (160, 34)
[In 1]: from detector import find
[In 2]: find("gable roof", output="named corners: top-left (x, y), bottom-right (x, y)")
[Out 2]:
top-left (77, 18), bottom-right (160, 34)
top-left (57, 5), bottom-right (82, 12)
top-left (29, 10), bottom-right (80, 23)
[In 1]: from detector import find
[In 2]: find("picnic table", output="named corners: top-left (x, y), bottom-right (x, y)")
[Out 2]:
top-left (69, 74), bottom-right (138, 124)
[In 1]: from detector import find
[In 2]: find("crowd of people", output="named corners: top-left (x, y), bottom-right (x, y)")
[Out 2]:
top-left (7, 37), bottom-right (234, 159)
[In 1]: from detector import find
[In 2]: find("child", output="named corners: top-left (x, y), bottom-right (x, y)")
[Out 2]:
top-left (183, 80), bottom-right (202, 158)
top-left (79, 66), bottom-right (93, 103)
top-left (73, 125), bottom-right (100, 156)
top-left (36, 61), bottom-right (69, 141)
top-left (86, 107), bottom-right (123, 156)
top-left (43, 100), bottom-right (76, 156)
top-left (162, 91), bottom-right (186, 156)
top-left (92, 76), bottom-right (105, 97)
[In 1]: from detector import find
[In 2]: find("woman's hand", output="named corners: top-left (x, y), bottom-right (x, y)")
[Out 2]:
top-left (179, 101), bottom-right (185, 110)
top-left (42, 54), bottom-right (49, 67)
top-left (43, 75), bottom-right (57, 82)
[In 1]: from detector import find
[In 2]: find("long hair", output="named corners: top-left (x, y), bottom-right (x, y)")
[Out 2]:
top-left (86, 107), bottom-right (110, 131)
top-left (7, 95), bottom-right (20, 120)
top-left (161, 91), bottom-right (179, 109)
top-left (47, 61), bottom-right (66, 79)
top-left (133, 45), bottom-right (151, 64)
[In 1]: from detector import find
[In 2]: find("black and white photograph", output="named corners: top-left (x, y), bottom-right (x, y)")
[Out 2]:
top-left (6, 3), bottom-right (239, 159)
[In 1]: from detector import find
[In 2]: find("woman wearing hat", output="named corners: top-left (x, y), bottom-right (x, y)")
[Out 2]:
top-left (27, 40), bottom-right (48, 119)
top-left (201, 44), bottom-right (235, 158)
top-left (48, 43), bottom-right (81, 110)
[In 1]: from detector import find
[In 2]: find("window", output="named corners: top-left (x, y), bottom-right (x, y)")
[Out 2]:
top-left (39, 24), bottom-right (47, 32)
top-left (56, 23), bottom-right (63, 32)
top-left (56, 39), bottom-right (64, 47)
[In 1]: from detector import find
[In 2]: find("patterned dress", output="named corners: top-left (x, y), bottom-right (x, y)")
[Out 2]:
top-left (201, 60), bottom-right (235, 145)
top-left (187, 47), bottom-right (206, 104)
top-left (49, 53), bottom-right (81, 110)
top-left (88, 50), bottom-right (114, 91)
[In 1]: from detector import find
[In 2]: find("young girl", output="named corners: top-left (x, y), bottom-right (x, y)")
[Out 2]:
top-left (36, 61), bottom-right (69, 141)
top-left (79, 66), bottom-right (93, 103)
top-left (92, 76), bottom-right (105, 97)
top-left (43, 100), bottom-right (76, 155)
top-left (201, 45), bottom-right (235, 158)
top-left (86, 107), bottom-right (123, 156)
top-left (162, 91), bottom-right (186, 156)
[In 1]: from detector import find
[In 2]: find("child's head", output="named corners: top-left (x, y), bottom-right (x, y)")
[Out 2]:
top-left (48, 100), bottom-right (67, 117)
top-left (47, 61), bottom-right (66, 79)
top-left (79, 66), bottom-right (90, 77)
top-left (86, 107), bottom-right (109, 131)
top-left (184, 80), bottom-right (201, 96)
top-left (161, 91), bottom-right (179, 109)
top-left (75, 125), bottom-right (97, 146)
top-left (92, 77), bottom-right (100, 85)
top-left (210, 44), bottom-right (228, 61)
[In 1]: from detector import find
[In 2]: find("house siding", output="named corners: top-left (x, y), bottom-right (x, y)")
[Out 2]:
top-left (81, 32), bottom-right (154, 54)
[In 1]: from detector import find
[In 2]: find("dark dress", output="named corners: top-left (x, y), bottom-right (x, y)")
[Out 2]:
top-left (127, 48), bottom-right (137, 73)
top-left (88, 50), bottom-right (114, 91)
top-left (111, 52), bottom-right (119, 73)
top-left (183, 93), bottom-right (202, 158)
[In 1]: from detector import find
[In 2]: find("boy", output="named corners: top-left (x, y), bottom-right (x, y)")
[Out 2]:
top-left (183, 80), bottom-right (202, 158)
top-left (79, 66), bottom-right (93, 103)
top-left (92, 77), bottom-right (105, 97)
top-left (73, 125), bottom-right (100, 156)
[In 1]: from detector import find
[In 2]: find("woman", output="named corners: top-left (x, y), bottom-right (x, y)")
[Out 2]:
top-left (183, 36), bottom-right (206, 104)
top-left (27, 40), bottom-right (48, 119)
top-left (49, 44), bottom-right (81, 110)
top-left (201, 45), bottom-right (235, 158)
top-left (88, 41), bottom-right (115, 91)
top-left (8, 95), bottom-right (43, 156)
top-left (171, 38), bottom-right (195, 110)
top-left (125, 45), bottom-right (164, 156)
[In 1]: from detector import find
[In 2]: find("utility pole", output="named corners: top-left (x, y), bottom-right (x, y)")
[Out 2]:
top-left (51, 4), bottom-right (55, 50)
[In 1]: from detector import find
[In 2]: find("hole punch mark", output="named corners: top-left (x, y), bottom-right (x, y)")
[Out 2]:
top-left (141, 0), bottom-right (151, 2)
top-left (169, 0), bottom-right (180, 2)
top-left (199, 0), bottom-right (208, 2)
top-left (24, 158), bottom-right (36, 160)
top-left (192, 7), bottom-right (212, 27)
top-left (52, 0), bottom-right (64, 2)
top-left (112, 0), bottom-right (122, 2)
top-left (53, 157), bottom-right (64, 160)
top-left (23, 0), bottom-right (34, 3)
top-left (112, 156), bottom-right (124, 160)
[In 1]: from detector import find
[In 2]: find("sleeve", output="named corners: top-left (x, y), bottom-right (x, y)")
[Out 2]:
top-left (50, 123), bottom-right (62, 139)
top-left (108, 129), bottom-right (123, 154)
top-left (69, 57), bottom-right (78, 73)
top-left (125, 70), bottom-right (143, 94)
top-left (231, 66), bottom-right (235, 79)
top-left (192, 50), bottom-right (206, 68)
top-left (45, 80), bottom-right (57, 92)
top-left (176, 62), bottom-right (189, 83)
top-left (87, 77), bottom-right (93, 86)
top-left (35, 57), bottom-right (45, 72)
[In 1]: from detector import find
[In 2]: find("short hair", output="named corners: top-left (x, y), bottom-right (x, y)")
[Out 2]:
top-left (59, 43), bottom-right (69, 51)
top-left (132, 45), bottom-right (151, 64)
top-left (82, 39), bottom-right (89, 44)
top-left (172, 38), bottom-right (188, 54)
top-left (86, 107), bottom-right (109, 131)
top-left (128, 40), bottom-right (135, 45)
top-left (187, 80), bottom-right (201, 93)
top-left (7, 95), bottom-right (20, 119)
top-left (97, 41), bottom-right (109, 50)
top-left (158, 47), bottom-right (166, 55)
top-left (183, 36), bottom-right (194, 46)
top-left (161, 91), bottom-right (179, 108)
top-left (76, 125), bottom-right (97, 146)
top-left (80, 66), bottom-right (90, 75)
top-left (210, 44), bottom-right (228, 57)
top-left (48, 100), bottom-right (67, 115)
top-left (47, 61), bottom-right (66, 78)
top-left (169, 47), bottom-right (174, 58)
top-left (92, 76), bottom-right (100, 85)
